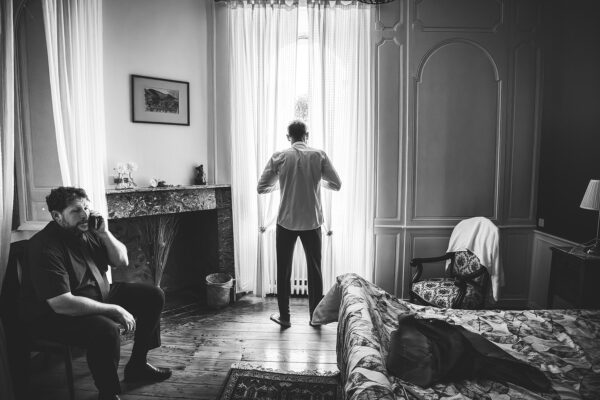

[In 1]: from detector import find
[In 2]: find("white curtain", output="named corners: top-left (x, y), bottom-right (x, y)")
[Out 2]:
top-left (229, 0), bottom-right (374, 295)
top-left (306, 1), bottom-right (374, 288)
top-left (229, 1), bottom-right (298, 296)
top-left (0, 0), bottom-right (15, 294)
top-left (42, 0), bottom-right (108, 215)
top-left (0, 0), bottom-right (15, 398)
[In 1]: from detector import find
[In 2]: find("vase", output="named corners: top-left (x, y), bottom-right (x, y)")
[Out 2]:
top-left (126, 172), bottom-right (137, 188)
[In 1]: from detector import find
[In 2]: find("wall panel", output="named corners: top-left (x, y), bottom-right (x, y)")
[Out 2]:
top-left (374, 1), bottom-right (405, 224)
top-left (498, 228), bottom-right (532, 305)
top-left (536, 1), bottom-right (600, 244)
top-left (404, 229), bottom-right (452, 296)
top-left (414, 0), bottom-right (502, 32)
top-left (375, 40), bottom-right (402, 222)
top-left (374, 229), bottom-right (403, 295)
top-left (514, 0), bottom-right (540, 33)
top-left (373, 0), bottom-right (542, 306)
top-left (507, 41), bottom-right (541, 222)
top-left (412, 41), bottom-right (499, 221)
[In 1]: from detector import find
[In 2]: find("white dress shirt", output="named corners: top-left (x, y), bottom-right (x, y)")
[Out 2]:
top-left (257, 141), bottom-right (341, 231)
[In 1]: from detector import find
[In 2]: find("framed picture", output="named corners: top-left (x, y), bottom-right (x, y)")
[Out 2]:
top-left (131, 75), bottom-right (189, 125)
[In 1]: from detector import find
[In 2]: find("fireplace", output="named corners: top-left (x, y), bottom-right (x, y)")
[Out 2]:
top-left (105, 185), bottom-right (234, 301)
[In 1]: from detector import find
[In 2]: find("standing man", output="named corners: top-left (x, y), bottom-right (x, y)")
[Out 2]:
top-left (20, 187), bottom-right (171, 400)
top-left (257, 121), bottom-right (341, 328)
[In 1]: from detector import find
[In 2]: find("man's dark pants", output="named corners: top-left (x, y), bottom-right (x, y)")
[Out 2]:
top-left (276, 224), bottom-right (323, 321)
top-left (25, 282), bottom-right (164, 394)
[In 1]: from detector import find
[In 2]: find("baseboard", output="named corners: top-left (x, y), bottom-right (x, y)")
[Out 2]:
top-left (494, 298), bottom-right (530, 310)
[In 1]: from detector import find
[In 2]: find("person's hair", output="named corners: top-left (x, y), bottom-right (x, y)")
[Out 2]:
top-left (46, 187), bottom-right (89, 213)
top-left (287, 120), bottom-right (307, 142)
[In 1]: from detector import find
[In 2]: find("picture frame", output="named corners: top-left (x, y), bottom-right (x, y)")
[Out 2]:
top-left (131, 74), bottom-right (190, 125)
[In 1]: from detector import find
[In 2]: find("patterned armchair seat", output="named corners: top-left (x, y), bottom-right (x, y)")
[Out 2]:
top-left (410, 250), bottom-right (490, 310)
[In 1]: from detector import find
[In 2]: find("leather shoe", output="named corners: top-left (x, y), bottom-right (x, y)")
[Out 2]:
top-left (124, 362), bottom-right (172, 382)
top-left (98, 393), bottom-right (120, 400)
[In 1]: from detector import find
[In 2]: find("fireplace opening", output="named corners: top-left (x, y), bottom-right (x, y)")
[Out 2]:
top-left (109, 210), bottom-right (219, 304)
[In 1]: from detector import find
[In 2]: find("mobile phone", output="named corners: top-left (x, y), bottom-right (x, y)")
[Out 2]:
top-left (88, 214), bottom-right (103, 230)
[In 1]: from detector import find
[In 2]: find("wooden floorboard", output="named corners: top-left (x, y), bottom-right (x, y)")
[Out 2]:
top-left (27, 295), bottom-right (339, 399)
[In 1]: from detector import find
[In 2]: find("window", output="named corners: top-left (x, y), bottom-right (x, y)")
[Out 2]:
top-left (294, 9), bottom-right (309, 122)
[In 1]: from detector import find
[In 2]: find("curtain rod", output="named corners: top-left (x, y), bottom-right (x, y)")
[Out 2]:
top-left (213, 0), bottom-right (383, 5)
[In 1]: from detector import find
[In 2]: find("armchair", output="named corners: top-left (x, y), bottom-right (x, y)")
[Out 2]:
top-left (410, 250), bottom-right (490, 309)
top-left (409, 217), bottom-right (500, 309)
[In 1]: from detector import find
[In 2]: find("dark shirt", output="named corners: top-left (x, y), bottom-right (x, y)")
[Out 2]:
top-left (20, 221), bottom-right (110, 322)
top-left (387, 314), bottom-right (551, 392)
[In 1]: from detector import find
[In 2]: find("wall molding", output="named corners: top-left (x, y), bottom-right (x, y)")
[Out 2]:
top-left (373, 229), bottom-right (404, 296)
top-left (374, 3), bottom-right (405, 223)
top-left (409, 38), bottom-right (503, 224)
top-left (505, 40), bottom-right (542, 223)
top-left (375, 223), bottom-right (535, 229)
top-left (413, 0), bottom-right (504, 33)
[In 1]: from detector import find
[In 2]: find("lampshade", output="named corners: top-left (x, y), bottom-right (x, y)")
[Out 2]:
top-left (580, 179), bottom-right (600, 211)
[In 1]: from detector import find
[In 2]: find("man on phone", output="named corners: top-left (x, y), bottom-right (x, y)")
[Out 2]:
top-left (20, 187), bottom-right (171, 400)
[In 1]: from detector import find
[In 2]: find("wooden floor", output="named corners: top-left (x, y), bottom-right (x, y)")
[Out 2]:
top-left (27, 293), bottom-right (339, 400)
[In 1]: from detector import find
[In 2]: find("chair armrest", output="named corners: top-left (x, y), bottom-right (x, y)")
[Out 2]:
top-left (409, 253), bottom-right (452, 284)
top-left (410, 253), bottom-right (452, 267)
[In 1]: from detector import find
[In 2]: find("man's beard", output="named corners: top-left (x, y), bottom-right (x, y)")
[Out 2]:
top-left (60, 220), bottom-right (88, 235)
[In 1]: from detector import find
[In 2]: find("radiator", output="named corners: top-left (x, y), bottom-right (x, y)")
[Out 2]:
top-left (266, 240), bottom-right (309, 296)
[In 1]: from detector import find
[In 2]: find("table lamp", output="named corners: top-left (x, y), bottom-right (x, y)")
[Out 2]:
top-left (580, 179), bottom-right (600, 255)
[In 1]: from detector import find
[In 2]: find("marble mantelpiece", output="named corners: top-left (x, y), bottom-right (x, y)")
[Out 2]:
top-left (106, 185), bottom-right (234, 287)
top-left (106, 184), bottom-right (231, 219)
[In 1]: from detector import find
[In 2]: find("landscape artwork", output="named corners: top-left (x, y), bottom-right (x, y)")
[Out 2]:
top-left (131, 74), bottom-right (189, 125)
top-left (144, 87), bottom-right (180, 114)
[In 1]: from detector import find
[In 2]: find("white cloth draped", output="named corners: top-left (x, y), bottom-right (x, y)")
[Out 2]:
top-left (42, 0), bottom-right (108, 215)
top-left (446, 217), bottom-right (504, 301)
top-left (229, 1), bottom-right (374, 295)
top-left (0, 0), bottom-right (15, 398)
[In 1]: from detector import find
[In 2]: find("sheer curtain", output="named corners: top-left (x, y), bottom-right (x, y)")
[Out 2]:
top-left (306, 1), bottom-right (374, 289)
top-left (0, 1), bottom-right (15, 398)
top-left (0, 0), bottom-right (15, 293)
top-left (42, 0), bottom-right (108, 215)
top-left (229, 1), bottom-right (298, 295)
top-left (229, 0), bottom-right (374, 295)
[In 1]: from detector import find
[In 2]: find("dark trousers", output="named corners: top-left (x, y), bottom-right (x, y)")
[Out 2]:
top-left (276, 224), bottom-right (323, 320)
top-left (26, 282), bottom-right (164, 395)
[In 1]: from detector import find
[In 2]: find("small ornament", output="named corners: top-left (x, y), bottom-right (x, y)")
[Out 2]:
top-left (113, 161), bottom-right (138, 189)
top-left (125, 162), bottom-right (138, 188)
top-left (194, 164), bottom-right (207, 185)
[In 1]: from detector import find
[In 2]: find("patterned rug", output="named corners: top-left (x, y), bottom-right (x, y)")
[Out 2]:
top-left (218, 363), bottom-right (342, 400)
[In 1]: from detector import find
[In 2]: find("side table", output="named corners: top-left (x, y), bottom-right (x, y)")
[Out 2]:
top-left (547, 246), bottom-right (600, 309)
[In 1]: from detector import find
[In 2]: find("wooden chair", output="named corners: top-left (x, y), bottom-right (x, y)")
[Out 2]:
top-left (0, 240), bottom-right (76, 400)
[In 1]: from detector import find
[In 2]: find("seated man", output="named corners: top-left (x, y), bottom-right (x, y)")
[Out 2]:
top-left (20, 187), bottom-right (171, 400)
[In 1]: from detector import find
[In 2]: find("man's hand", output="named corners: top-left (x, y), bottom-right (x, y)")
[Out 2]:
top-left (92, 212), bottom-right (129, 268)
top-left (89, 210), bottom-right (108, 234)
top-left (110, 305), bottom-right (136, 333)
top-left (47, 293), bottom-right (135, 334)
